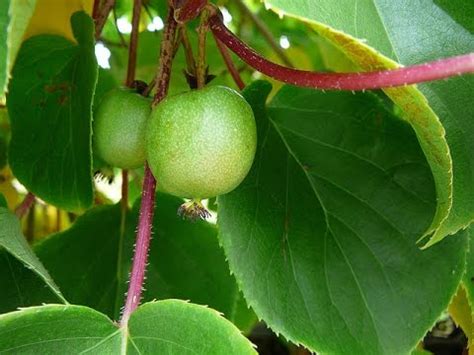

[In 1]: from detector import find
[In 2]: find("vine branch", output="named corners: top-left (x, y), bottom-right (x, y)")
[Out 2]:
top-left (209, 13), bottom-right (474, 90)
top-left (120, 9), bottom-right (178, 327)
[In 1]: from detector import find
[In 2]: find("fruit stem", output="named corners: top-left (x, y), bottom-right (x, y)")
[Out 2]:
top-left (125, 0), bottom-right (142, 87)
top-left (120, 170), bottom-right (128, 228)
top-left (120, 8), bottom-right (178, 327)
top-left (215, 36), bottom-right (245, 90)
top-left (14, 192), bottom-right (35, 219)
top-left (180, 25), bottom-right (197, 75)
top-left (93, 0), bottom-right (115, 40)
top-left (153, 11), bottom-right (178, 104)
top-left (234, 0), bottom-right (293, 68)
top-left (196, 10), bottom-right (210, 89)
top-left (209, 14), bottom-right (474, 90)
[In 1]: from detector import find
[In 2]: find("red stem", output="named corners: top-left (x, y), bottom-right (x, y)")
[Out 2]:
top-left (209, 15), bottom-right (474, 90)
top-left (14, 192), bottom-right (35, 219)
top-left (120, 164), bottom-right (156, 325)
top-left (92, 0), bottom-right (101, 20)
top-left (120, 10), bottom-right (178, 327)
top-left (174, 0), bottom-right (207, 23)
top-left (215, 37), bottom-right (245, 90)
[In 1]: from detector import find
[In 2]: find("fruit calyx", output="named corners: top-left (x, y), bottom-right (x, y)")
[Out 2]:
top-left (178, 199), bottom-right (211, 221)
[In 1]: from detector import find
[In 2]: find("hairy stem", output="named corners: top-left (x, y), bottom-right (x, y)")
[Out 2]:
top-left (215, 37), bottom-right (245, 90)
top-left (120, 10), bottom-right (178, 327)
top-left (153, 12), bottom-right (178, 104)
top-left (209, 14), bottom-right (474, 90)
top-left (14, 192), bottom-right (35, 219)
top-left (234, 0), bottom-right (293, 68)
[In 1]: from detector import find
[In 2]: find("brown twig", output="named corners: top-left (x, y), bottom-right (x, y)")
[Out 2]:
top-left (143, 22), bottom-right (181, 97)
top-left (94, 0), bottom-right (115, 40)
top-left (112, 6), bottom-right (128, 47)
top-left (180, 25), bottom-right (196, 74)
top-left (215, 37), bottom-right (245, 90)
top-left (152, 12), bottom-right (178, 104)
top-left (234, 0), bottom-right (293, 68)
top-left (14, 192), bottom-right (35, 219)
top-left (125, 0), bottom-right (142, 87)
top-left (92, 0), bottom-right (102, 20)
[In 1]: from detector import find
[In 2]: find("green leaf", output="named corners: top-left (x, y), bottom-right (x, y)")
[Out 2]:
top-left (263, 0), bottom-right (474, 247)
top-left (218, 82), bottom-right (467, 354)
top-left (7, 11), bottom-right (97, 211)
top-left (0, 196), bottom-right (255, 330)
top-left (0, 301), bottom-right (256, 354)
top-left (0, 207), bottom-right (66, 304)
top-left (0, 1), bottom-right (10, 97)
top-left (0, 305), bottom-right (121, 353)
top-left (127, 300), bottom-right (256, 354)
top-left (0, 193), bottom-right (7, 208)
top-left (462, 226), bottom-right (474, 304)
top-left (0, 0), bottom-right (37, 97)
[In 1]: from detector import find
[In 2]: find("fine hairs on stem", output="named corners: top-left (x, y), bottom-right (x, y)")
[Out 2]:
top-left (208, 11), bottom-right (474, 90)
top-left (120, 9), bottom-right (178, 327)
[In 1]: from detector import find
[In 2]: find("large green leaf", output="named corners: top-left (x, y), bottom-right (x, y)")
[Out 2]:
top-left (0, 196), bottom-right (254, 330)
top-left (127, 300), bottom-right (256, 354)
top-left (7, 11), bottom-right (97, 211)
top-left (263, 0), bottom-right (474, 247)
top-left (0, 207), bottom-right (66, 305)
top-left (0, 0), bottom-right (37, 97)
top-left (0, 301), bottom-right (256, 354)
top-left (218, 82), bottom-right (467, 354)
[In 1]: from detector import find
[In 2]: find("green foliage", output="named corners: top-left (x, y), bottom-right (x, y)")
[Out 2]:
top-left (0, 301), bottom-right (256, 354)
top-left (0, 0), bottom-right (37, 97)
top-left (0, 207), bottom-right (66, 304)
top-left (7, 11), bottom-right (97, 211)
top-left (0, 2), bottom-right (473, 354)
top-left (264, 0), bottom-right (474, 247)
top-left (218, 81), bottom-right (468, 354)
top-left (0, 195), bottom-right (255, 330)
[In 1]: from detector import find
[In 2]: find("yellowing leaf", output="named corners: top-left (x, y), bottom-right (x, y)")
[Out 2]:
top-left (0, 168), bottom-right (19, 210)
top-left (24, 0), bottom-right (93, 41)
top-left (449, 285), bottom-right (474, 354)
